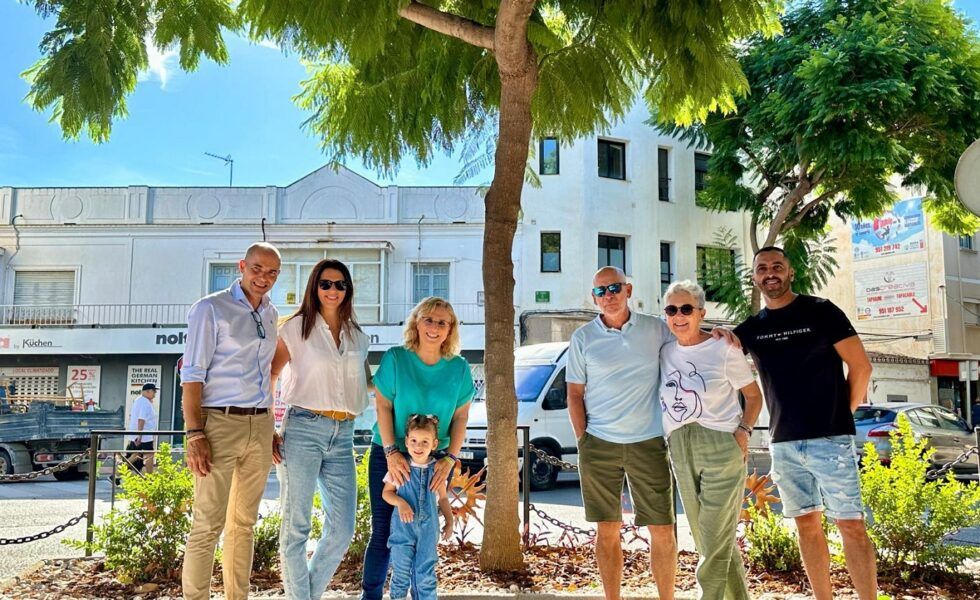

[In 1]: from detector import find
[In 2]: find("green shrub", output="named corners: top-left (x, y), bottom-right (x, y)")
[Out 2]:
top-left (860, 414), bottom-right (980, 572)
top-left (252, 510), bottom-right (282, 574)
top-left (65, 443), bottom-right (193, 584)
top-left (349, 447), bottom-right (373, 559)
top-left (743, 504), bottom-right (803, 572)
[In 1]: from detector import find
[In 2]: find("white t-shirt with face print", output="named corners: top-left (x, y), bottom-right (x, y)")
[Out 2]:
top-left (659, 336), bottom-right (756, 438)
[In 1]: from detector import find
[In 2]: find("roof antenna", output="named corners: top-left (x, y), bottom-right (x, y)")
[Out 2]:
top-left (204, 152), bottom-right (234, 186)
top-left (261, 217), bottom-right (267, 241)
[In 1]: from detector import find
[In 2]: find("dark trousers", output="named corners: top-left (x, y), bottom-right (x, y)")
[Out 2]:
top-left (361, 444), bottom-right (395, 600)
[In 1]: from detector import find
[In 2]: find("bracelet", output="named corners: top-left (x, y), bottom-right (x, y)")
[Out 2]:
top-left (383, 444), bottom-right (399, 457)
top-left (186, 432), bottom-right (206, 442)
top-left (444, 453), bottom-right (459, 463)
top-left (186, 428), bottom-right (204, 434)
top-left (737, 423), bottom-right (753, 434)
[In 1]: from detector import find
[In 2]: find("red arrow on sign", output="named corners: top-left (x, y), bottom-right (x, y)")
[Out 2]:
top-left (912, 298), bottom-right (927, 313)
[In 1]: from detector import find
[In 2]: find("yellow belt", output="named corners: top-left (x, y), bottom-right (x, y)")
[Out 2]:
top-left (303, 408), bottom-right (356, 421)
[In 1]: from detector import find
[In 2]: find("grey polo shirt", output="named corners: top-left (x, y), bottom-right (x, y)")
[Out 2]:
top-left (566, 311), bottom-right (672, 443)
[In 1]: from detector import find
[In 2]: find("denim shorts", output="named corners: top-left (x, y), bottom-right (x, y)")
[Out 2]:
top-left (770, 435), bottom-right (866, 521)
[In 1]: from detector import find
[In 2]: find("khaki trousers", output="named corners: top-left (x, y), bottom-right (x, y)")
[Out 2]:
top-left (182, 410), bottom-right (274, 600)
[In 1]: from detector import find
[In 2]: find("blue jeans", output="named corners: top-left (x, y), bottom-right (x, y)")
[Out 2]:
top-left (770, 435), bottom-right (866, 521)
top-left (388, 462), bottom-right (440, 600)
top-left (277, 407), bottom-right (357, 600)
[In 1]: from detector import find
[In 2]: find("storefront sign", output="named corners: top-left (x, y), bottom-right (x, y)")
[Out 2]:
top-left (126, 365), bottom-right (162, 434)
top-left (67, 365), bottom-right (101, 409)
top-left (0, 324), bottom-right (493, 354)
top-left (851, 197), bottom-right (926, 261)
top-left (854, 263), bottom-right (929, 320)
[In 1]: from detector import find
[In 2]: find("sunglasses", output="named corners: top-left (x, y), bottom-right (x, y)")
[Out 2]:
top-left (420, 316), bottom-right (452, 329)
top-left (664, 304), bottom-right (699, 317)
top-left (250, 310), bottom-right (267, 339)
top-left (592, 282), bottom-right (625, 297)
top-left (318, 279), bottom-right (349, 292)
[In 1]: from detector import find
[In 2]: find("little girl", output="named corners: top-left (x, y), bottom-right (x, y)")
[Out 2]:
top-left (382, 414), bottom-right (454, 600)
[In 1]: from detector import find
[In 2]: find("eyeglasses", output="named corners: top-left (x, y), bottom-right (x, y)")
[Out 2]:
top-left (250, 310), bottom-right (267, 339)
top-left (664, 304), bottom-right (699, 317)
top-left (592, 282), bottom-right (625, 297)
top-left (318, 279), bottom-right (349, 292)
top-left (420, 316), bottom-right (452, 329)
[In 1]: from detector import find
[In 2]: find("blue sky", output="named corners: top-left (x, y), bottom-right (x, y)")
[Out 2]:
top-left (0, 1), bottom-right (978, 188)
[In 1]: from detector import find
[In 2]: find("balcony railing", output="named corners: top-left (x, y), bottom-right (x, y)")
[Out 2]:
top-left (0, 302), bottom-right (507, 328)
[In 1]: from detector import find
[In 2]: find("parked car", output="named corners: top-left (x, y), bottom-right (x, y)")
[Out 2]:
top-left (854, 402), bottom-right (979, 479)
top-left (462, 342), bottom-right (576, 491)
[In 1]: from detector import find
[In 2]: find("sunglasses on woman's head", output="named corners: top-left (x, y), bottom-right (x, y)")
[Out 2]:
top-left (664, 304), bottom-right (698, 317)
top-left (592, 282), bottom-right (625, 297)
top-left (318, 279), bottom-right (349, 292)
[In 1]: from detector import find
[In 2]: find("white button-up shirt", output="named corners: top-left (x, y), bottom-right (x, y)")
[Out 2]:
top-left (278, 314), bottom-right (371, 414)
top-left (180, 280), bottom-right (279, 408)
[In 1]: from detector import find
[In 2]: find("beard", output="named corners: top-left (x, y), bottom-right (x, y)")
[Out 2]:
top-left (759, 277), bottom-right (791, 299)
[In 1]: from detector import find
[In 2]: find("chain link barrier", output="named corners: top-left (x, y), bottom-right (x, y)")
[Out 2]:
top-left (0, 512), bottom-right (87, 546)
top-left (925, 445), bottom-right (980, 480)
top-left (0, 452), bottom-right (88, 483)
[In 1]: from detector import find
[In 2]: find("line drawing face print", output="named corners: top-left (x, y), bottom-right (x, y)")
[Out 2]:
top-left (661, 361), bottom-right (705, 423)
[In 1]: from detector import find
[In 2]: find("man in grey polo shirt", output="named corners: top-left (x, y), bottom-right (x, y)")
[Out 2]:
top-left (567, 266), bottom-right (735, 600)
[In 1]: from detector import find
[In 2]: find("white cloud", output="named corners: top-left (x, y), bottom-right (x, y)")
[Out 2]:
top-left (257, 38), bottom-right (281, 51)
top-left (139, 37), bottom-right (179, 89)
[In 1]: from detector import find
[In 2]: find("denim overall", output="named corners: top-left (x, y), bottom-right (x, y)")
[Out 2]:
top-left (387, 461), bottom-right (440, 600)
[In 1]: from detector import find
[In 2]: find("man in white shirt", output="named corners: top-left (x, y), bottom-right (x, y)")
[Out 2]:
top-left (125, 382), bottom-right (159, 473)
top-left (180, 242), bottom-right (281, 600)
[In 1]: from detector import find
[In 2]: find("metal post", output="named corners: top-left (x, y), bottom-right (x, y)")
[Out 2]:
top-left (521, 426), bottom-right (531, 549)
top-left (85, 432), bottom-right (98, 557)
top-left (975, 427), bottom-right (980, 475)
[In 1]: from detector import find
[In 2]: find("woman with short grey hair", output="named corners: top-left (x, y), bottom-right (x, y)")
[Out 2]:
top-left (659, 280), bottom-right (763, 600)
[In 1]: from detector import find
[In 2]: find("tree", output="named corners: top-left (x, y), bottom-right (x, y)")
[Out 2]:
top-left (21, 0), bottom-right (782, 568)
top-left (660, 0), bottom-right (980, 313)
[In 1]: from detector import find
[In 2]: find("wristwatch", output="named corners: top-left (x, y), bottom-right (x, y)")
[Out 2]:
top-left (383, 444), bottom-right (399, 457)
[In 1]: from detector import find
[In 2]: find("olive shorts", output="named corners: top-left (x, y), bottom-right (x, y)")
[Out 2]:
top-left (578, 432), bottom-right (675, 526)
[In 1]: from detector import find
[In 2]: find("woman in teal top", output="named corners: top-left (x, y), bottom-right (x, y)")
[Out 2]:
top-left (361, 297), bottom-right (475, 600)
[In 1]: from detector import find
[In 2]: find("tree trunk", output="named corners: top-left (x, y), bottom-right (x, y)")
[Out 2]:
top-left (479, 2), bottom-right (537, 571)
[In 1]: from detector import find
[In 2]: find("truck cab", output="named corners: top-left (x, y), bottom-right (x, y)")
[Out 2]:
top-left (461, 342), bottom-right (575, 490)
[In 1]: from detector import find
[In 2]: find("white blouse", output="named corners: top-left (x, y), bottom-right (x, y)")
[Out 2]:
top-left (278, 314), bottom-right (371, 414)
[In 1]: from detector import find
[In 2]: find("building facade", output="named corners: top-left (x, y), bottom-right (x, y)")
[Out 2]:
top-left (0, 104), bottom-right (753, 430)
top-left (818, 193), bottom-right (980, 424)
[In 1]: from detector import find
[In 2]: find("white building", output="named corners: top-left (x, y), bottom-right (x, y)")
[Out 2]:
top-left (0, 103), bottom-right (755, 429)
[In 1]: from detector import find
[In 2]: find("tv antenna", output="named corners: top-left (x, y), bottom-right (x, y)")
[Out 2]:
top-left (204, 152), bottom-right (234, 186)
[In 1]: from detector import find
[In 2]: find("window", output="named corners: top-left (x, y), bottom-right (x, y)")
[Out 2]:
top-left (658, 148), bottom-right (670, 201)
top-left (660, 243), bottom-right (674, 296)
top-left (697, 246), bottom-right (737, 302)
top-left (695, 152), bottom-right (710, 192)
top-left (10, 270), bottom-right (76, 324)
top-left (540, 232), bottom-right (561, 272)
top-left (598, 139), bottom-right (626, 180)
top-left (909, 408), bottom-right (941, 429)
top-left (413, 263), bottom-right (450, 304)
top-left (598, 235), bottom-right (626, 271)
top-left (539, 138), bottom-right (559, 175)
top-left (234, 248), bottom-right (384, 323)
top-left (932, 407), bottom-right (968, 432)
top-left (543, 369), bottom-right (567, 410)
top-left (960, 235), bottom-right (974, 250)
top-left (885, 394), bottom-right (908, 403)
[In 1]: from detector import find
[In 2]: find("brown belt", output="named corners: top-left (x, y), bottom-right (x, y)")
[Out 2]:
top-left (298, 407), bottom-right (356, 421)
top-left (203, 406), bottom-right (269, 416)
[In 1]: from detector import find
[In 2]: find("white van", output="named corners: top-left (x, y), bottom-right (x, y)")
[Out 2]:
top-left (461, 342), bottom-right (576, 490)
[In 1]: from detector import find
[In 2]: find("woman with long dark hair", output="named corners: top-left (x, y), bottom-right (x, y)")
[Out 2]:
top-left (271, 258), bottom-right (373, 600)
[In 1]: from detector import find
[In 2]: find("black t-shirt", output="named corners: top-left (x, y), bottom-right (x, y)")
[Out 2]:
top-left (734, 295), bottom-right (858, 443)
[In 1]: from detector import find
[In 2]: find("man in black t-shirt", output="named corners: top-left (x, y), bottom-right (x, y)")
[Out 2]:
top-left (734, 247), bottom-right (877, 600)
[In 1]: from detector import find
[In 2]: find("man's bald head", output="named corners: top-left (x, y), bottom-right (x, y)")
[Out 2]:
top-left (593, 266), bottom-right (627, 286)
top-left (245, 242), bottom-right (281, 262)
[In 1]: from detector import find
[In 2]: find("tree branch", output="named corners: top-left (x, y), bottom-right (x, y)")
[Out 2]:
top-left (398, 1), bottom-right (495, 50)
top-left (742, 145), bottom-right (780, 191)
top-left (781, 187), bottom-right (840, 232)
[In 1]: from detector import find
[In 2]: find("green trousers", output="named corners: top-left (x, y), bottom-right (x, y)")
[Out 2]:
top-left (668, 423), bottom-right (750, 600)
